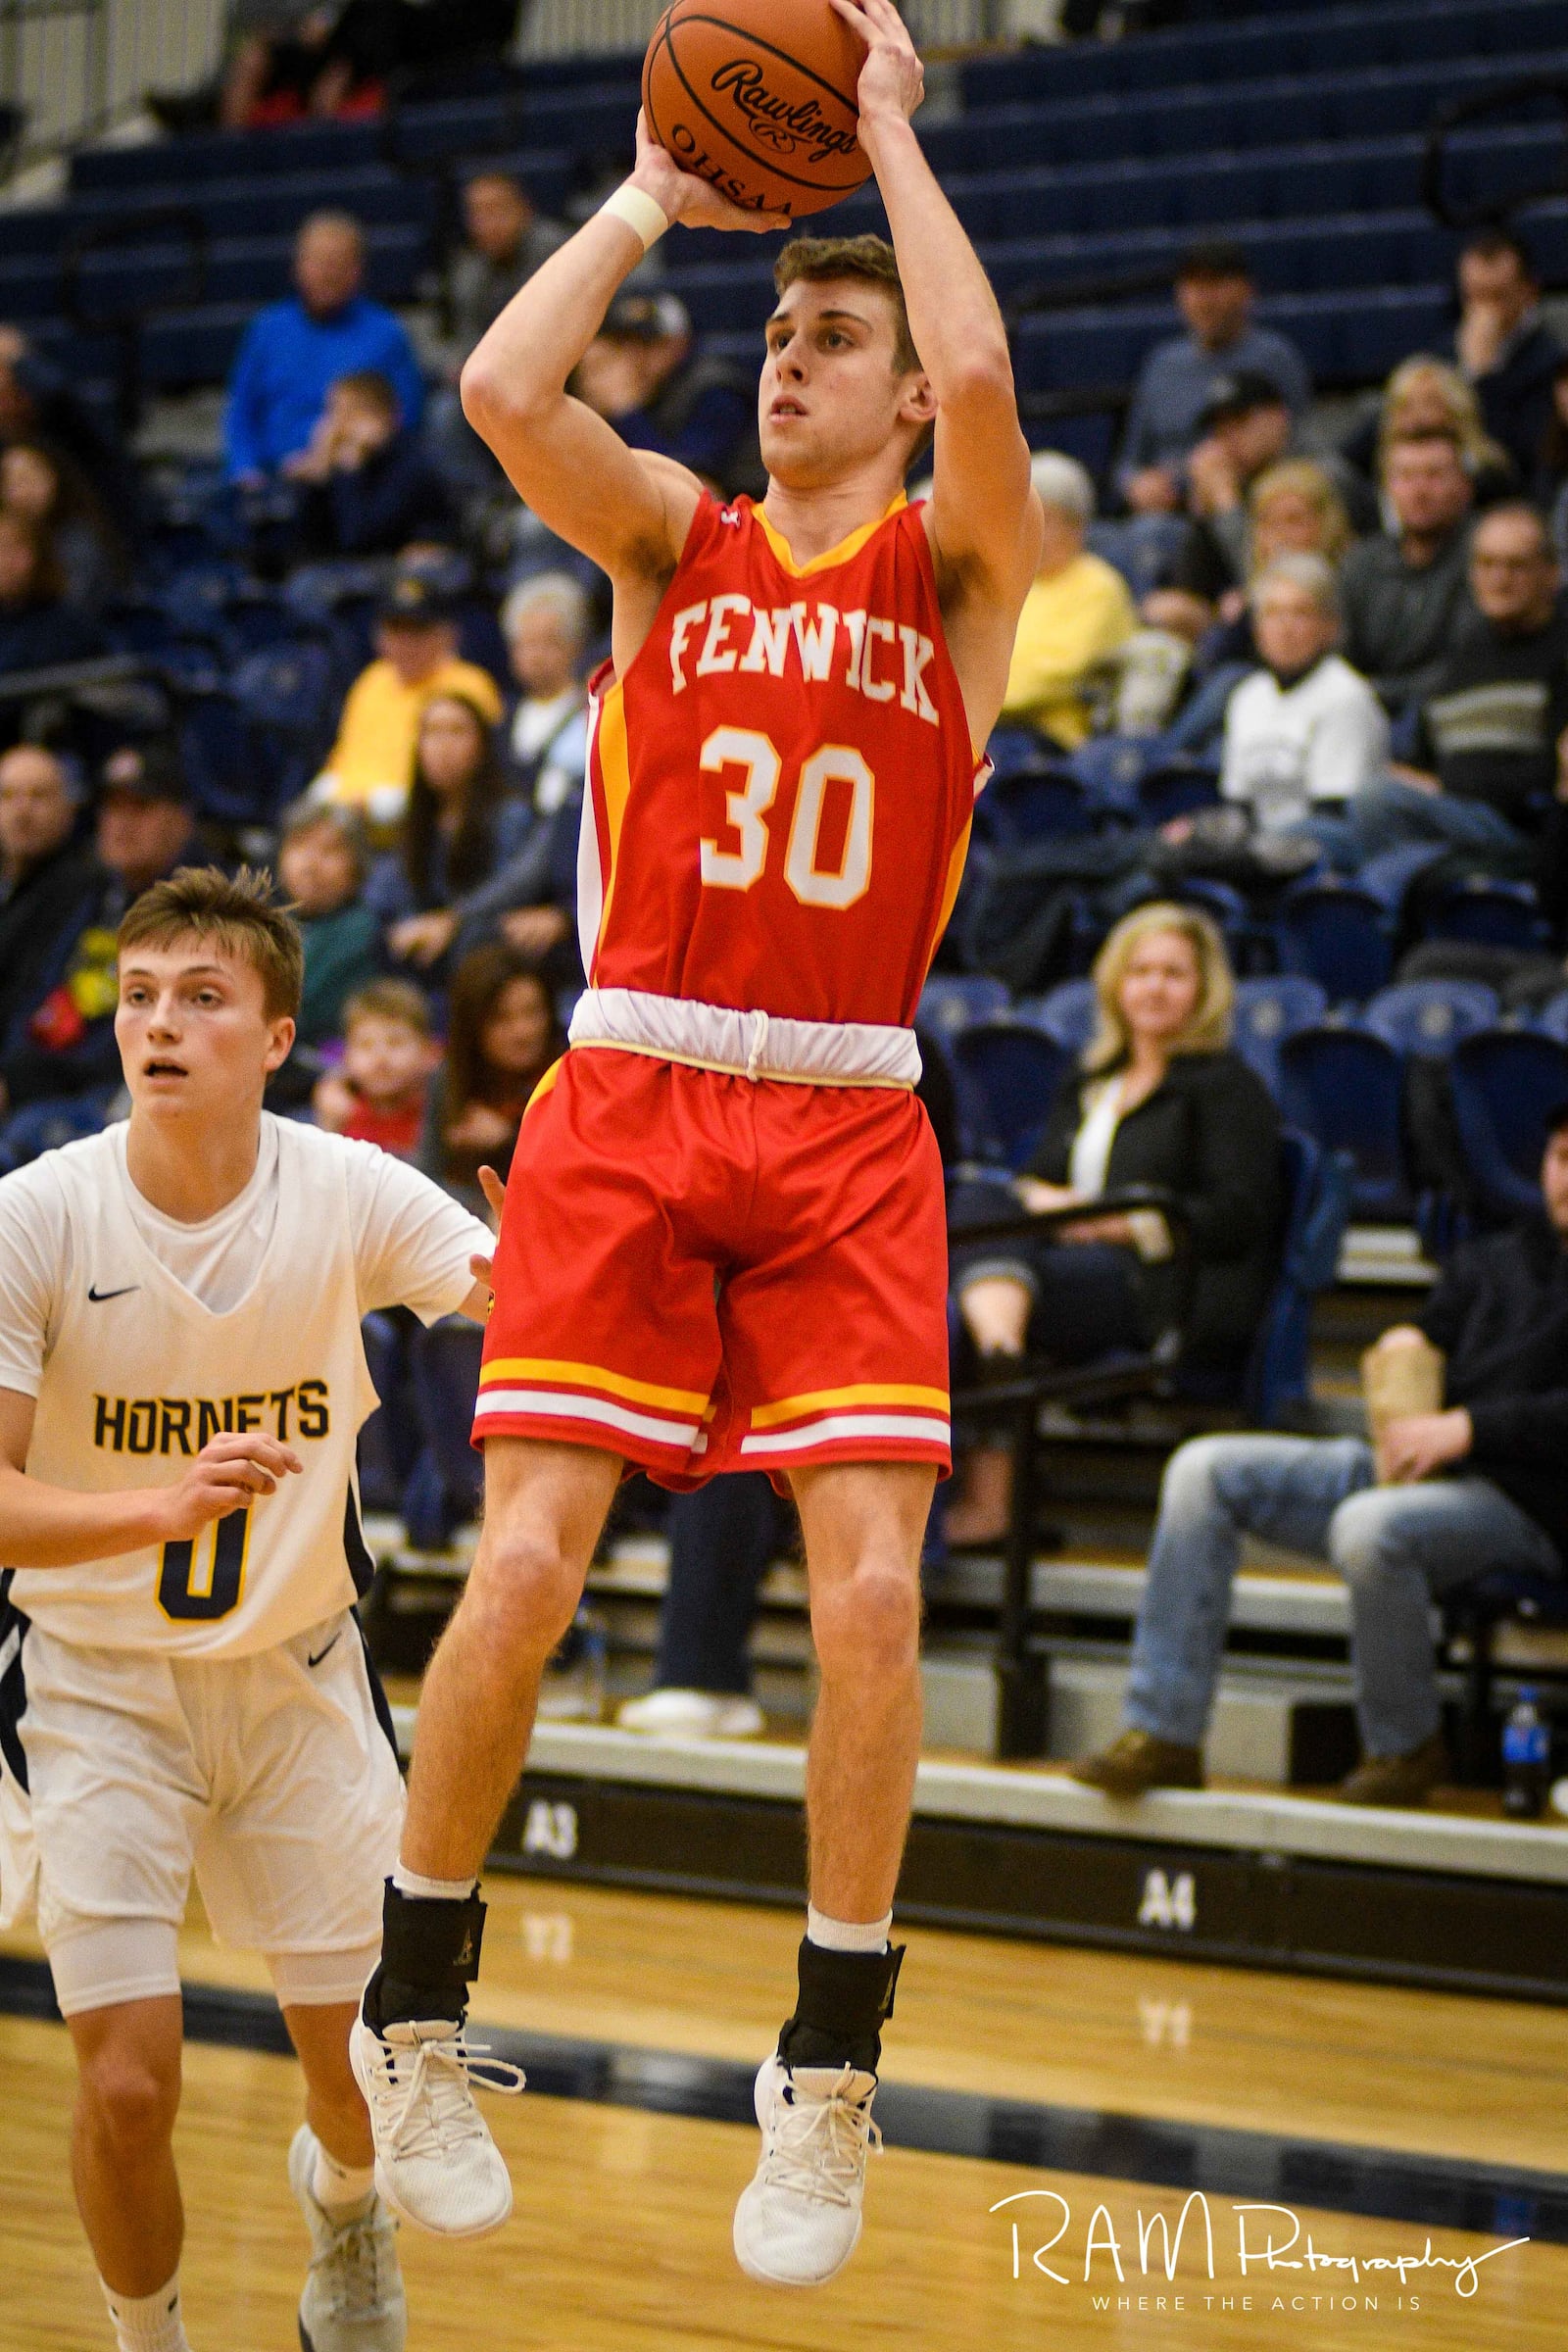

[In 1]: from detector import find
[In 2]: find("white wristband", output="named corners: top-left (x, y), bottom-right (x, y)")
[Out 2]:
top-left (600, 182), bottom-right (670, 253)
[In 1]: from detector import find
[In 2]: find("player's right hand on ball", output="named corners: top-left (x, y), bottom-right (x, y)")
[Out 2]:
top-left (155, 1433), bottom-right (304, 1540)
top-left (631, 109), bottom-right (792, 234)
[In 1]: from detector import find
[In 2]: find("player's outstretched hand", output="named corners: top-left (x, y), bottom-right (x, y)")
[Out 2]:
top-left (156, 1432), bottom-right (304, 1541)
top-left (466, 1162), bottom-right (508, 1294)
top-left (830, 0), bottom-right (924, 133)
top-left (631, 108), bottom-right (792, 235)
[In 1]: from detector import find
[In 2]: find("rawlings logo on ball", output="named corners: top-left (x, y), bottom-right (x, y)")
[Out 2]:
top-left (710, 59), bottom-right (861, 164)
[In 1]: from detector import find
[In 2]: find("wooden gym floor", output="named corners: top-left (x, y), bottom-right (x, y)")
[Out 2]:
top-left (4, 1876), bottom-right (1567, 2350)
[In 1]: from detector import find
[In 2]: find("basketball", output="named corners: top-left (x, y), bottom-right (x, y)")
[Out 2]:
top-left (642, 0), bottom-right (874, 219)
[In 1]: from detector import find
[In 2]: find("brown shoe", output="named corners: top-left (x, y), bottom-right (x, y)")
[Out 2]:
top-left (1336, 1731), bottom-right (1448, 1808)
top-left (1070, 1728), bottom-right (1204, 1797)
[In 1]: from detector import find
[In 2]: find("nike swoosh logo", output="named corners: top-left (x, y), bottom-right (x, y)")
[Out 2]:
top-left (307, 1633), bottom-right (342, 1670)
top-left (87, 1284), bottom-right (139, 1302)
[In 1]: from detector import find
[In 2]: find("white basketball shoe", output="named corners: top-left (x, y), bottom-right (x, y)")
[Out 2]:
top-left (288, 2125), bottom-right (406, 2352)
top-left (349, 2013), bottom-right (524, 2238)
top-left (732, 2056), bottom-right (883, 2286)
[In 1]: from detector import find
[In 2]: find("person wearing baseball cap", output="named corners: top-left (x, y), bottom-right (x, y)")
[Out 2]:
top-left (312, 564), bottom-right (503, 827)
top-left (1118, 239), bottom-right (1311, 515)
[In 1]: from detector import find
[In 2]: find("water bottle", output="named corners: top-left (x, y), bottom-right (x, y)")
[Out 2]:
top-left (1502, 1688), bottom-right (1552, 1820)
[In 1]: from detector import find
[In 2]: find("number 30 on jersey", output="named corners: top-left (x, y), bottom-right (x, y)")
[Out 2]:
top-left (698, 726), bottom-right (874, 910)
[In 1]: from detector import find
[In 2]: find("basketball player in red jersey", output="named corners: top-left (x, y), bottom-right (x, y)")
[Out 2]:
top-left (352, 0), bottom-right (1041, 2281)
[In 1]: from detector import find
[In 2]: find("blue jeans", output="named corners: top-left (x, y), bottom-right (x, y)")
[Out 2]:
top-left (1353, 776), bottom-right (1528, 861)
top-left (1124, 1434), bottom-right (1560, 1757)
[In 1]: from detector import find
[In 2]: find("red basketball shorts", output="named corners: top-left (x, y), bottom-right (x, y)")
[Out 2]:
top-left (473, 1047), bottom-right (951, 1487)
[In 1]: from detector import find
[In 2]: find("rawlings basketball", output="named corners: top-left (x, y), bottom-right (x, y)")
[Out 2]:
top-left (643, 0), bottom-right (874, 219)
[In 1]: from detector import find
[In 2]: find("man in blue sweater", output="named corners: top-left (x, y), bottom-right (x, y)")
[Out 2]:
top-left (224, 212), bottom-right (425, 486)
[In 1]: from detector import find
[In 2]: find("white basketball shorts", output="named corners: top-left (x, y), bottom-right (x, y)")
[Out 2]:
top-left (0, 1608), bottom-right (403, 2016)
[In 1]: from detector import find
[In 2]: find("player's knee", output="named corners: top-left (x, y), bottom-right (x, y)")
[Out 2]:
top-left (813, 1561), bottom-right (921, 1687)
top-left (77, 2040), bottom-right (180, 2159)
top-left (466, 1528), bottom-right (585, 1658)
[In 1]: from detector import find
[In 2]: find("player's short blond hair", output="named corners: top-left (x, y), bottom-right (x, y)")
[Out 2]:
top-left (118, 864), bottom-right (304, 1021)
top-left (1083, 902), bottom-right (1234, 1073)
top-left (773, 235), bottom-right (921, 376)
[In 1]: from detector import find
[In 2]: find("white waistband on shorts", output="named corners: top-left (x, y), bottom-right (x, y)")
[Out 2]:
top-left (566, 987), bottom-right (921, 1089)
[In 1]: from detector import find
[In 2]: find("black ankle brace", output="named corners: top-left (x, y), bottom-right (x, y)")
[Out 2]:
top-left (777, 1936), bottom-right (906, 2075)
top-left (363, 1881), bottom-right (487, 2032)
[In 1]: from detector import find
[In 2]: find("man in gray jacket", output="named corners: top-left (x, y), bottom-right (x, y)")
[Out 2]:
top-left (1339, 428), bottom-right (1475, 717)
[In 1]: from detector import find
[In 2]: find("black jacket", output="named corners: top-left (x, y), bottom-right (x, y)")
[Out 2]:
top-left (1419, 1217), bottom-right (1568, 1556)
top-left (1030, 1048), bottom-right (1282, 1367)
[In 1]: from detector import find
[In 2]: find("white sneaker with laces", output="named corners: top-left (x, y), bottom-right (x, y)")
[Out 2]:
top-left (348, 2012), bottom-right (524, 2238)
top-left (288, 2125), bottom-right (406, 2352)
top-left (616, 1688), bottom-right (765, 1740)
top-left (732, 2055), bottom-right (882, 2286)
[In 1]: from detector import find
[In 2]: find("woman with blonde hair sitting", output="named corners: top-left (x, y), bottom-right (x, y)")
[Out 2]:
top-left (946, 904), bottom-right (1281, 1546)
top-left (1344, 355), bottom-right (1514, 511)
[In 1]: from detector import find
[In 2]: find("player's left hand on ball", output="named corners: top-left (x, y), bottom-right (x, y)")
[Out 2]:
top-left (631, 109), bottom-right (792, 234)
top-left (829, 0), bottom-right (924, 128)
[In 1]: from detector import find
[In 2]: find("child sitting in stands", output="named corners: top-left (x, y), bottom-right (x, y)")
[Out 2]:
top-left (277, 799), bottom-right (381, 1046)
top-left (314, 976), bottom-right (439, 1157)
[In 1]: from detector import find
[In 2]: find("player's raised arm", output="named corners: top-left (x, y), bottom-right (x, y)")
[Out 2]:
top-left (837, 0), bottom-right (1040, 608)
top-left (461, 114), bottom-right (789, 595)
top-left (0, 1387), bottom-right (299, 1571)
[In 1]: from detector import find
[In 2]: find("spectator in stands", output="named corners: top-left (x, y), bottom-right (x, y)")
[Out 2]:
top-left (1535, 353), bottom-right (1568, 564)
top-left (1175, 459), bottom-right (1358, 702)
top-left (429, 170), bottom-right (572, 502)
top-left (503, 571), bottom-right (590, 804)
top-left (1216, 555), bottom-right (1388, 859)
top-left (1074, 1107), bottom-right (1568, 1809)
top-left (0, 746), bottom-right (93, 1052)
top-left (224, 213), bottom-right (425, 486)
top-left (375, 691), bottom-right (530, 965)
top-left (0, 743), bottom-right (202, 1159)
top-left (1356, 502), bottom-right (1568, 859)
top-left (0, 513), bottom-right (104, 679)
top-left (449, 169), bottom-right (570, 356)
top-left (313, 567), bottom-right (503, 824)
top-left (572, 289), bottom-right (763, 501)
top-left (946, 905), bottom-right (1280, 1545)
top-left (1166, 377), bottom-right (1370, 612)
top-left (998, 452), bottom-right (1136, 752)
top-left (275, 798), bottom-right (380, 1045)
top-left (418, 944), bottom-right (561, 1212)
top-left (292, 368), bottom-right (453, 558)
top-left (211, 0), bottom-right (339, 129)
top-left (1343, 355), bottom-right (1513, 514)
top-left (1338, 430), bottom-right (1474, 715)
top-left (314, 976), bottom-right (439, 1155)
top-left (1117, 240), bottom-right (1310, 516)
top-left (0, 324), bottom-right (134, 526)
top-left (0, 441), bottom-right (124, 611)
top-left (1453, 226), bottom-right (1562, 488)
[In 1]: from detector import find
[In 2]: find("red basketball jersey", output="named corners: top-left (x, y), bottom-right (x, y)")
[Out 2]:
top-left (578, 493), bottom-right (984, 1028)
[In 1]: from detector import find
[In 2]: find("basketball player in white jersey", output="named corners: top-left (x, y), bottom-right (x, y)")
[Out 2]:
top-left (0, 867), bottom-right (499, 2352)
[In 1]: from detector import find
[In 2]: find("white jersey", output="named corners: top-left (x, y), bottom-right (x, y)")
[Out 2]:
top-left (0, 1116), bottom-right (490, 1658)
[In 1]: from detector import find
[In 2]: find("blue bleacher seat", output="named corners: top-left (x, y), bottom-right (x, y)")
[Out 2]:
top-left (1242, 1128), bottom-right (1355, 1425)
top-left (231, 640), bottom-right (337, 807)
top-left (1277, 879), bottom-right (1394, 1002)
top-left (1422, 875), bottom-right (1551, 953)
top-left (1280, 1025), bottom-right (1410, 1219)
top-left (1447, 1029), bottom-right (1568, 1224)
top-left (1362, 980), bottom-right (1500, 1057)
top-left (952, 1019), bottom-right (1069, 1170)
top-left (1231, 975), bottom-right (1328, 1092)
top-left (1137, 763), bottom-right (1222, 827)
top-left (1535, 992), bottom-right (1568, 1044)
top-left (989, 765), bottom-right (1099, 843)
top-left (916, 975), bottom-right (1009, 1042)
top-left (1022, 977), bottom-right (1100, 1055)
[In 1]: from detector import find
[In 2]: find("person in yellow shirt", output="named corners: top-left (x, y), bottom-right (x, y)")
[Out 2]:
top-left (314, 568), bottom-right (504, 826)
top-left (1001, 452), bottom-right (1138, 750)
